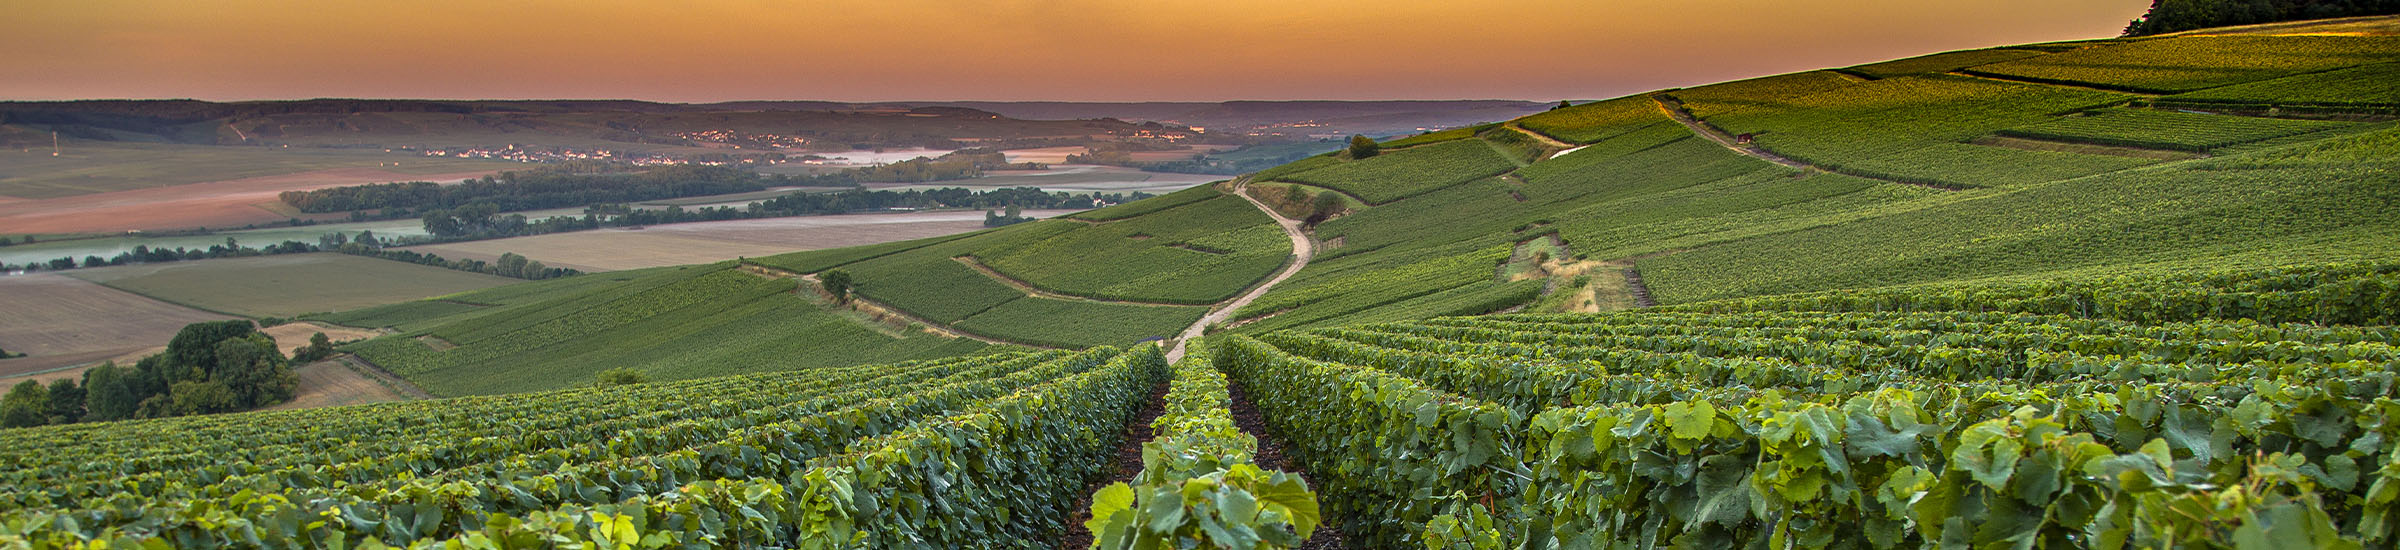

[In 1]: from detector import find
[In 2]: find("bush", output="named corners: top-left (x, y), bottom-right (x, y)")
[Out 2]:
top-left (596, 367), bottom-right (649, 387)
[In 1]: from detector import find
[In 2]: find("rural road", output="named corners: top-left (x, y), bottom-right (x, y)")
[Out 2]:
top-left (1166, 181), bottom-right (1313, 363)
top-left (1650, 95), bottom-right (1811, 169)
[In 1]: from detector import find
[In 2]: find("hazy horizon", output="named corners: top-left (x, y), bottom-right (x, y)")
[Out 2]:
top-left (7, 0), bottom-right (2150, 103)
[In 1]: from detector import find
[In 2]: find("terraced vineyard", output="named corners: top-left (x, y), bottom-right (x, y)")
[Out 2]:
top-left (0, 347), bottom-right (1166, 548)
top-left (1213, 262), bottom-right (2400, 547)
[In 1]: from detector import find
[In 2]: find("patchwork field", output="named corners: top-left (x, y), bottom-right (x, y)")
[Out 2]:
top-left (63, 253), bottom-right (515, 317)
top-left (399, 209), bottom-right (1078, 272)
top-left (0, 273), bottom-right (232, 377)
top-left (0, 166), bottom-right (497, 234)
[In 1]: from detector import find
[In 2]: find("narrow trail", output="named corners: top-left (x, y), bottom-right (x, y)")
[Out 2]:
top-left (1623, 267), bottom-right (1658, 308)
top-left (1651, 94), bottom-right (1810, 169)
top-left (335, 355), bottom-right (435, 400)
top-left (1225, 379), bottom-right (1348, 549)
top-left (1167, 180), bottom-right (1314, 363)
top-left (1650, 94), bottom-right (1959, 191)
top-left (951, 256), bottom-right (1193, 307)
top-left (1504, 122), bottom-right (1578, 151)
top-left (1056, 379), bottom-right (1169, 550)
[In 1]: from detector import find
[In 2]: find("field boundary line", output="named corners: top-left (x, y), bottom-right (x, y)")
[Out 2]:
top-left (1649, 94), bottom-right (1960, 192)
top-left (950, 256), bottom-right (1201, 307)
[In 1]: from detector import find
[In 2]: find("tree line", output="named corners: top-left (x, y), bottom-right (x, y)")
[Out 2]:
top-left (0, 231), bottom-right (572, 281)
top-left (280, 149), bottom-right (1048, 219)
top-left (414, 186), bottom-right (1151, 241)
top-left (278, 164), bottom-right (776, 214)
top-left (2124, 0), bottom-right (2400, 35)
top-left (2, 321), bottom-right (302, 428)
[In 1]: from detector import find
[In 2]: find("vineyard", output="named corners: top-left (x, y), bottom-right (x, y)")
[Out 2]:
top-left (1210, 262), bottom-right (2400, 547)
top-left (0, 347), bottom-right (1167, 548)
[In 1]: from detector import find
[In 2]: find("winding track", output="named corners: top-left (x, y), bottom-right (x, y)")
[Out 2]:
top-left (1166, 180), bottom-right (1314, 363)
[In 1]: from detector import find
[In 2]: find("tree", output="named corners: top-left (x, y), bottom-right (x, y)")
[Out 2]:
top-left (1346, 135), bottom-right (1379, 159)
top-left (596, 367), bottom-right (648, 387)
top-left (293, 332), bottom-right (336, 363)
top-left (1, 380), bottom-right (48, 428)
top-left (1283, 184), bottom-right (1309, 206)
top-left (821, 269), bottom-right (855, 303)
top-left (167, 380), bottom-right (239, 415)
top-left (1554, 100), bottom-right (1574, 110)
top-left (214, 335), bottom-right (295, 409)
top-left (46, 378), bottom-right (83, 424)
top-left (82, 363), bottom-right (136, 422)
top-left (1306, 192), bottom-right (1345, 227)
top-left (168, 320), bottom-right (257, 378)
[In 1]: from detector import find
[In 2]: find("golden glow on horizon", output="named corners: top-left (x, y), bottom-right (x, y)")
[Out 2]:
top-left (3, 0), bottom-right (2151, 102)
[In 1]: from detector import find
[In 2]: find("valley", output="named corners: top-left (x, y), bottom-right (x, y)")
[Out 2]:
top-left (2, 9), bottom-right (2397, 550)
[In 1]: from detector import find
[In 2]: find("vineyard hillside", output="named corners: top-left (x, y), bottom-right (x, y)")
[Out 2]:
top-left (18, 17), bottom-right (2397, 549)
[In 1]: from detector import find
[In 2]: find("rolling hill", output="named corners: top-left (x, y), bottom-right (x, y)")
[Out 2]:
top-left (10, 16), bottom-right (2397, 549)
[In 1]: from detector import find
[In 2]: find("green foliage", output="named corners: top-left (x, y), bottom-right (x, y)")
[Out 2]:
top-left (594, 367), bottom-right (648, 387)
top-left (953, 297), bottom-right (1206, 348)
top-left (1661, 261), bottom-right (2400, 326)
top-left (0, 349), bottom-right (1146, 547)
top-left (1840, 142), bottom-right (2157, 188)
top-left (818, 268), bottom-right (853, 303)
top-left (1, 380), bottom-right (48, 428)
top-left (1086, 343), bottom-right (1321, 549)
top-left (2125, 0), bottom-right (2400, 36)
top-left (2164, 61), bottom-right (2400, 108)
top-left (1995, 108), bottom-right (2353, 151)
top-left (1070, 182), bottom-right (1226, 222)
top-left (1277, 139), bottom-right (1519, 204)
top-left (1843, 48), bottom-right (2045, 78)
top-left (1965, 35), bottom-right (2400, 93)
top-left (974, 197), bottom-right (1285, 304)
top-left (1381, 124), bottom-right (1494, 148)
top-left (1700, 74), bottom-right (2129, 173)
top-left (351, 264), bottom-right (987, 395)
top-left (1675, 71), bottom-right (1866, 118)
top-left (1347, 134), bottom-right (1380, 159)
top-left (1640, 126), bottom-right (2400, 304)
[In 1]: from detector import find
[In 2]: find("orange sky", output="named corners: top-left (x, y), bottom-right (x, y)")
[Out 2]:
top-left (2, 0), bottom-right (2152, 102)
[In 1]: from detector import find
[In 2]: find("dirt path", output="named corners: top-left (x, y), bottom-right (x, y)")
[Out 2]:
top-left (332, 354), bottom-right (436, 400)
top-left (1623, 267), bottom-right (1658, 308)
top-left (1651, 95), bottom-right (1811, 169)
top-left (1166, 180), bottom-right (1314, 363)
top-left (951, 256), bottom-right (1193, 307)
top-left (1056, 379), bottom-right (1169, 549)
top-left (1651, 94), bottom-right (1958, 191)
top-left (1504, 123), bottom-right (1578, 151)
top-left (1225, 379), bottom-right (1348, 549)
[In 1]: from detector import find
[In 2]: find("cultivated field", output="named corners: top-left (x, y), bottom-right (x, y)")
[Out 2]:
top-left (398, 209), bottom-right (1076, 271)
top-left (63, 253), bottom-right (515, 317)
top-left (0, 273), bottom-right (232, 377)
top-left (0, 139), bottom-right (509, 200)
top-left (0, 166), bottom-right (498, 234)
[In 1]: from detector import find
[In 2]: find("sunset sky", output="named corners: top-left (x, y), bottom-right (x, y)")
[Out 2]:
top-left (4, 0), bottom-right (2152, 103)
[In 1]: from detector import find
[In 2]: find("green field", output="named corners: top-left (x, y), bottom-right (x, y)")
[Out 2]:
top-left (1994, 108), bottom-right (2354, 151)
top-left (14, 16), bottom-right (2400, 550)
top-left (2163, 61), bottom-right (2400, 107)
top-left (62, 253), bottom-right (516, 318)
top-left (1275, 138), bottom-right (1519, 203)
top-left (1963, 34), bottom-right (2400, 92)
top-left (340, 263), bottom-right (989, 395)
